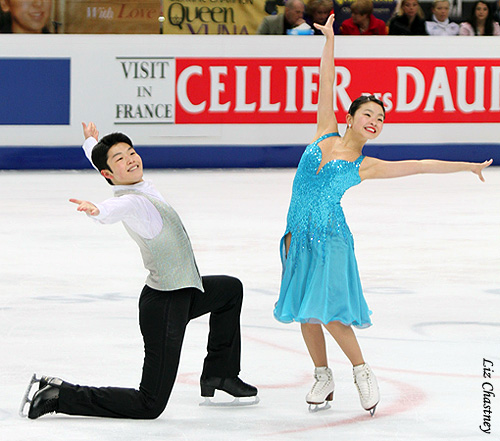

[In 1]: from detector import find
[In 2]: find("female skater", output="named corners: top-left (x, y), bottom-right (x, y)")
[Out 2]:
top-left (274, 14), bottom-right (492, 415)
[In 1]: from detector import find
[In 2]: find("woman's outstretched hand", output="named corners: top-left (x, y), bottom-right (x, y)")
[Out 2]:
top-left (314, 13), bottom-right (335, 37)
top-left (472, 159), bottom-right (493, 182)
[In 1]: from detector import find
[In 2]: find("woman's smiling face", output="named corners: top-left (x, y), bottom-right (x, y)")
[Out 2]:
top-left (348, 101), bottom-right (385, 139)
top-left (0, 0), bottom-right (52, 33)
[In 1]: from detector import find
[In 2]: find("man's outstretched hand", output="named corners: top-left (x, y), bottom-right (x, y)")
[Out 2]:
top-left (69, 198), bottom-right (100, 216)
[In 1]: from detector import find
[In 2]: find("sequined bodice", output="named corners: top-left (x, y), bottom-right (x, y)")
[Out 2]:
top-left (285, 132), bottom-right (364, 255)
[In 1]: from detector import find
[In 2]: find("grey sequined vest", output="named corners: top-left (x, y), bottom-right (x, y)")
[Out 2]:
top-left (116, 190), bottom-right (203, 292)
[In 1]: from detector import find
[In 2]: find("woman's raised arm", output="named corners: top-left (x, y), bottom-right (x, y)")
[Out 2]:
top-left (313, 14), bottom-right (338, 141)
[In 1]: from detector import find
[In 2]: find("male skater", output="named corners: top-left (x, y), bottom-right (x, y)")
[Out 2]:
top-left (23, 122), bottom-right (258, 419)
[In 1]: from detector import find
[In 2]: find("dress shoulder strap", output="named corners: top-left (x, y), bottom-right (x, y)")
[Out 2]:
top-left (354, 155), bottom-right (365, 167)
top-left (314, 132), bottom-right (340, 144)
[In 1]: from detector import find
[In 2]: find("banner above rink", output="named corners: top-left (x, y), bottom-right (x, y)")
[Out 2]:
top-left (162, 0), bottom-right (267, 34)
top-left (175, 58), bottom-right (500, 124)
top-left (63, 0), bottom-right (161, 33)
top-left (24, 0), bottom-right (269, 34)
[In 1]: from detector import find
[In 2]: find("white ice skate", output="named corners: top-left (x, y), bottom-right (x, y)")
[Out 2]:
top-left (353, 363), bottom-right (380, 416)
top-left (306, 366), bottom-right (334, 412)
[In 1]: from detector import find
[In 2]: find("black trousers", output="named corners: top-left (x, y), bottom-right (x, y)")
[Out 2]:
top-left (57, 275), bottom-right (243, 419)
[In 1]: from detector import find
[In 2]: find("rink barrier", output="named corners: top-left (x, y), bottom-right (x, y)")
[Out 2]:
top-left (0, 144), bottom-right (497, 170)
top-left (1, 35), bottom-right (500, 169)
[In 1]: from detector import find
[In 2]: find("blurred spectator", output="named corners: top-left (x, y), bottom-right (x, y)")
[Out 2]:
top-left (459, 0), bottom-right (500, 35)
top-left (257, 0), bottom-right (307, 34)
top-left (388, 0), bottom-right (428, 34)
top-left (425, 0), bottom-right (459, 35)
top-left (0, 0), bottom-right (52, 33)
top-left (305, 0), bottom-right (333, 35)
top-left (494, 0), bottom-right (500, 22)
top-left (340, 0), bottom-right (387, 35)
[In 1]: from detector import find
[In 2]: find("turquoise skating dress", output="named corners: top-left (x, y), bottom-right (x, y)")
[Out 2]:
top-left (274, 132), bottom-right (372, 328)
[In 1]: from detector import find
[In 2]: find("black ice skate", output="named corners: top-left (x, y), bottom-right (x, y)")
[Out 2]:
top-left (19, 374), bottom-right (62, 418)
top-left (200, 376), bottom-right (259, 407)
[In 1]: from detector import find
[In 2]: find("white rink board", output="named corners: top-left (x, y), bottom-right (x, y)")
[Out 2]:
top-left (0, 35), bottom-right (499, 148)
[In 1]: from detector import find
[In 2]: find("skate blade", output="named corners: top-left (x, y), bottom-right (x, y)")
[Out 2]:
top-left (369, 404), bottom-right (377, 417)
top-left (199, 395), bottom-right (260, 407)
top-left (308, 402), bottom-right (331, 413)
top-left (19, 374), bottom-right (40, 418)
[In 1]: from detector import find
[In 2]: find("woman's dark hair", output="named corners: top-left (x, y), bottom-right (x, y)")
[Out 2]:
top-left (348, 95), bottom-right (386, 118)
top-left (0, 10), bottom-right (12, 32)
top-left (91, 132), bottom-right (134, 185)
top-left (467, 1), bottom-right (495, 35)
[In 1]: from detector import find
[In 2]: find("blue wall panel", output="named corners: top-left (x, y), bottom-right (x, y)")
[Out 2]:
top-left (0, 59), bottom-right (70, 125)
top-left (0, 144), bottom-right (497, 170)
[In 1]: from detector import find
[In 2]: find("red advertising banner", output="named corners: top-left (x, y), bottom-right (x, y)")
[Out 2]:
top-left (175, 58), bottom-right (500, 124)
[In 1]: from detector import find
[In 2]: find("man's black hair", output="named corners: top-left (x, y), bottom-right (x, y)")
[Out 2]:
top-left (91, 132), bottom-right (134, 185)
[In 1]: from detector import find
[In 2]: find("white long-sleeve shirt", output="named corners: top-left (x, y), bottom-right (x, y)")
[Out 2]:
top-left (82, 137), bottom-right (203, 291)
top-left (425, 15), bottom-right (459, 36)
top-left (82, 137), bottom-right (163, 239)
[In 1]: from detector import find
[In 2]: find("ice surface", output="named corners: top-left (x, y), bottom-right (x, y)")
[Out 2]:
top-left (1, 167), bottom-right (499, 441)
